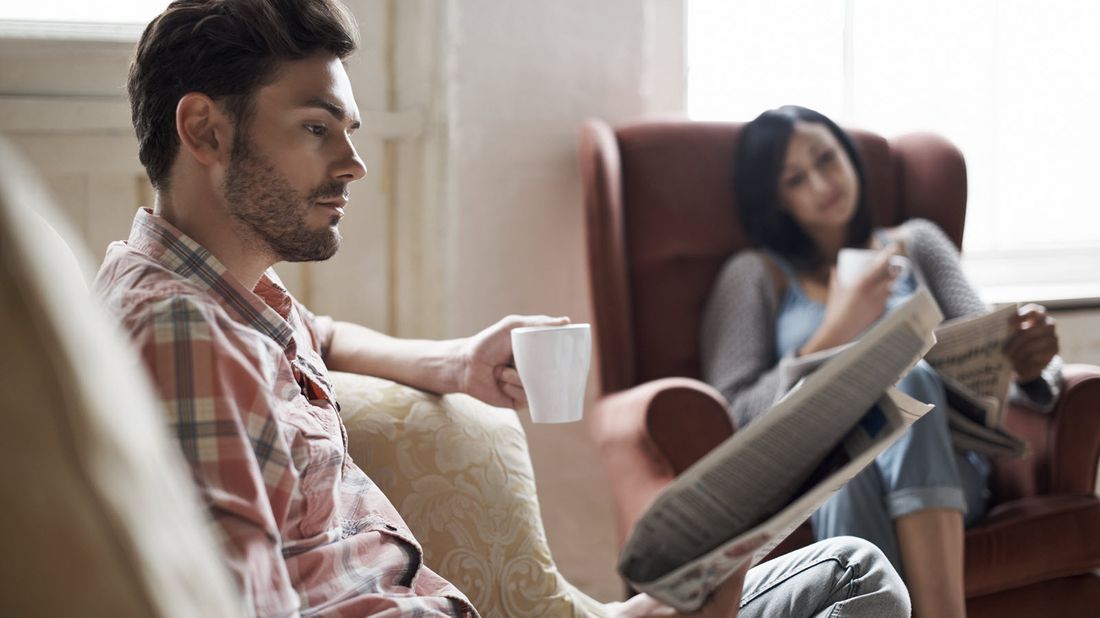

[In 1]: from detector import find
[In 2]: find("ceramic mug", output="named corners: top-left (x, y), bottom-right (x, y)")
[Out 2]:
top-left (836, 248), bottom-right (911, 288)
top-left (510, 323), bottom-right (591, 423)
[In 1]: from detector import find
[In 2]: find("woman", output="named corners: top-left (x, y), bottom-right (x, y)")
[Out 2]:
top-left (700, 105), bottom-right (1062, 617)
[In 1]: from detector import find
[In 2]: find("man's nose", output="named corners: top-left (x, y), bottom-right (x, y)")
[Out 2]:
top-left (334, 137), bottom-right (367, 183)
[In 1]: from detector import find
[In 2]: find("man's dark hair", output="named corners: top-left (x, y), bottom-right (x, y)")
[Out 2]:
top-left (128, 0), bottom-right (359, 190)
top-left (733, 105), bottom-right (873, 272)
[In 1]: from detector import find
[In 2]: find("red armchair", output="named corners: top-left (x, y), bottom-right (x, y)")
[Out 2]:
top-left (579, 118), bottom-right (1100, 617)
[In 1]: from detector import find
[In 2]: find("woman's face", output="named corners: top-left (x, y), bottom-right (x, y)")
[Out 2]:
top-left (776, 121), bottom-right (859, 235)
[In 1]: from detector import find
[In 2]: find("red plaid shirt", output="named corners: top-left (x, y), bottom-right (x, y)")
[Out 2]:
top-left (94, 209), bottom-right (477, 617)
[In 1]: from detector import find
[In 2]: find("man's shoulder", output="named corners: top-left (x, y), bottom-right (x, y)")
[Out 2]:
top-left (95, 244), bottom-right (228, 340)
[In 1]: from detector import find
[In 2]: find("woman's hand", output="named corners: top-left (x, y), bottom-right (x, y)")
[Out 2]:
top-left (1005, 304), bottom-right (1059, 383)
top-left (799, 249), bottom-right (898, 356)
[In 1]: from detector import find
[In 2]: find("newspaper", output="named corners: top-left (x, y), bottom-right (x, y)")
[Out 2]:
top-left (925, 305), bottom-right (1027, 457)
top-left (617, 289), bottom-right (942, 612)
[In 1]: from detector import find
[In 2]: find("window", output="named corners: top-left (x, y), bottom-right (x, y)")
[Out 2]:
top-left (0, 2), bottom-right (167, 24)
top-left (688, 0), bottom-right (1100, 304)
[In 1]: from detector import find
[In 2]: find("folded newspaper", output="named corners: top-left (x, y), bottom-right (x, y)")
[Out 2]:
top-left (618, 288), bottom-right (943, 612)
top-left (925, 304), bottom-right (1028, 458)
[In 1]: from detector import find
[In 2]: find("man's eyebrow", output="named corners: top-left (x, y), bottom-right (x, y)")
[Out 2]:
top-left (301, 97), bottom-right (362, 129)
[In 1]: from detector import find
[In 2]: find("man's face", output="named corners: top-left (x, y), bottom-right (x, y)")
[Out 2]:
top-left (223, 54), bottom-right (366, 263)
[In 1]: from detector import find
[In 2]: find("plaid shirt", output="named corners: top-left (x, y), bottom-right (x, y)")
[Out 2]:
top-left (94, 209), bottom-right (477, 617)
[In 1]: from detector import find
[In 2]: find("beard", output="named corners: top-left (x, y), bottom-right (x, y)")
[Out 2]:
top-left (223, 133), bottom-right (346, 263)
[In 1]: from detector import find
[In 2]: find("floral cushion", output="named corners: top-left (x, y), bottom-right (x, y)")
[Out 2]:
top-left (333, 372), bottom-right (609, 617)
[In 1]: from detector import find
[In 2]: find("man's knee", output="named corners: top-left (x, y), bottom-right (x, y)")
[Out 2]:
top-left (827, 536), bottom-right (911, 616)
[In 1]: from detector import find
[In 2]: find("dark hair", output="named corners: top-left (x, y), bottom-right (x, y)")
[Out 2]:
top-left (128, 0), bottom-right (359, 190)
top-left (733, 105), bottom-right (873, 272)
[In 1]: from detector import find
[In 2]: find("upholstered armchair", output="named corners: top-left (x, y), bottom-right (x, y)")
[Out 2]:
top-left (578, 118), bottom-right (1100, 617)
top-left (0, 137), bottom-right (612, 617)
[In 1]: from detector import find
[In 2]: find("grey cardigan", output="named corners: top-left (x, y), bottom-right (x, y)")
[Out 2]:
top-left (700, 218), bottom-right (1061, 429)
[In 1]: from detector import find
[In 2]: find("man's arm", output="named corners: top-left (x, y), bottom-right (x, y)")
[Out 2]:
top-left (324, 314), bottom-right (569, 409)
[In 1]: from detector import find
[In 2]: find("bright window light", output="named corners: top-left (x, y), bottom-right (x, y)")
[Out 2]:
top-left (687, 0), bottom-right (1100, 259)
top-left (0, 1), bottom-right (168, 24)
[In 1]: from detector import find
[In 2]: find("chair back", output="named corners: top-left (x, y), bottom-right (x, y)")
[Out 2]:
top-left (579, 119), bottom-right (967, 396)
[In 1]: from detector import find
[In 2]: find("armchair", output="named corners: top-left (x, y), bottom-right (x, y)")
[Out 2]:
top-left (579, 118), bottom-right (1100, 617)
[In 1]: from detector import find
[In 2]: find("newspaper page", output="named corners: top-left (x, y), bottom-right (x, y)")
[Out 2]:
top-left (947, 409), bottom-right (1028, 458)
top-left (617, 289), bottom-right (942, 610)
top-left (925, 304), bottom-right (1018, 428)
top-left (941, 375), bottom-right (1027, 457)
top-left (622, 388), bottom-right (931, 612)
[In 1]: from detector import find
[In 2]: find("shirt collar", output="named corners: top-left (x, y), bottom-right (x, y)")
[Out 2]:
top-left (127, 208), bottom-right (296, 351)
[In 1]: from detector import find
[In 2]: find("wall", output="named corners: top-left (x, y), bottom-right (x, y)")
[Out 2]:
top-left (432, 0), bottom-right (684, 599)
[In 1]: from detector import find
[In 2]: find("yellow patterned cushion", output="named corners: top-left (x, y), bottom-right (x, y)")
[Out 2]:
top-left (333, 372), bottom-right (610, 617)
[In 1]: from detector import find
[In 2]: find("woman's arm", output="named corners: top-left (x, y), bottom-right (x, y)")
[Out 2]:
top-left (903, 218), bottom-right (1063, 411)
top-left (900, 219), bottom-right (985, 320)
top-left (700, 251), bottom-right (794, 429)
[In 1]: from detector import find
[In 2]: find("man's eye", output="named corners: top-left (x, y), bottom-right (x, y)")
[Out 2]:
top-left (306, 124), bottom-right (328, 137)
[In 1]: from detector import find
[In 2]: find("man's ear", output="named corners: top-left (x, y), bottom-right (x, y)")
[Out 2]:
top-left (176, 93), bottom-right (233, 167)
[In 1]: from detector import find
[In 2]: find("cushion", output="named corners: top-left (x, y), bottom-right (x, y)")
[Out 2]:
top-left (0, 137), bottom-right (243, 615)
top-left (334, 372), bottom-right (608, 617)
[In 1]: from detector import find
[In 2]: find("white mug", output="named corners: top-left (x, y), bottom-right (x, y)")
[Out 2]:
top-left (836, 248), bottom-right (911, 288)
top-left (510, 324), bottom-right (591, 423)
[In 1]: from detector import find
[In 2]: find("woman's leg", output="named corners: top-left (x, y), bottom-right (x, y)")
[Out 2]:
top-left (814, 361), bottom-right (989, 616)
top-left (896, 508), bottom-right (965, 617)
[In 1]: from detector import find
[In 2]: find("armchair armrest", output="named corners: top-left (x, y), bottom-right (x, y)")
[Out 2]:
top-left (1049, 364), bottom-right (1100, 494)
top-left (996, 364), bottom-right (1100, 500)
top-left (590, 377), bottom-right (733, 547)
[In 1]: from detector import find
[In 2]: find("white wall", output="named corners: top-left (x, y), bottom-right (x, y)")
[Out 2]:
top-left (431, 0), bottom-right (684, 599)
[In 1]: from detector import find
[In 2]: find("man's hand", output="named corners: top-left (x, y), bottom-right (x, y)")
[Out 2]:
top-left (609, 534), bottom-right (768, 618)
top-left (1005, 303), bottom-right (1059, 383)
top-left (457, 314), bottom-right (569, 408)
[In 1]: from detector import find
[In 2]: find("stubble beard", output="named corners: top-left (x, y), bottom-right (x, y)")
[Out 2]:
top-left (223, 133), bottom-right (344, 263)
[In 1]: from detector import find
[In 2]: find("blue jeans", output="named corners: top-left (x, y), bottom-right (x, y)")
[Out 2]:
top-left (811, 361), bottom-right (991, 576)
top-left (740, 536), bottom-right (910, 617)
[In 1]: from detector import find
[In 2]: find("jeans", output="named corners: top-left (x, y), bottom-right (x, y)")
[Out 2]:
top-left (811, 361), bottom-right (991, 575)
top-left (739, 536), bottom-right (910, 617)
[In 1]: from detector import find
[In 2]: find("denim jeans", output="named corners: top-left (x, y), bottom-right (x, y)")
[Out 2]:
top-left (739, 536), bottom-right (910, 617)
top-left (811, 361), bottom-right (991, 575)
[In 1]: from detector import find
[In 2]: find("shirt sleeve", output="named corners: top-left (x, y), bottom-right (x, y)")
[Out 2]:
top-left (140, 295), bottom-right (302, 617)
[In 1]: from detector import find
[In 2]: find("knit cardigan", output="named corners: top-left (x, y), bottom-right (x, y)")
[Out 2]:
top-left (700, 218), bottom-right (1061, 430)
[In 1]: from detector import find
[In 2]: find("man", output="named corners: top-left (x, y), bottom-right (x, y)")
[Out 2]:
top-left (95, 1), bottom-right (910, 616)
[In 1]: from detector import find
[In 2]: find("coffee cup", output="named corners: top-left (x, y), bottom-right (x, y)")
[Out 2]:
top-left (510, 323), bottom-right (591, 423)
top-left (836, 248), bottom-right (911, 288)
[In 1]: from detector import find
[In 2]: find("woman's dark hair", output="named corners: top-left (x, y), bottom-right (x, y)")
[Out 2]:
top-left (127, 0), bottom-right (359, 190)
top-left (733, 105), bottom-right (873, 272)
